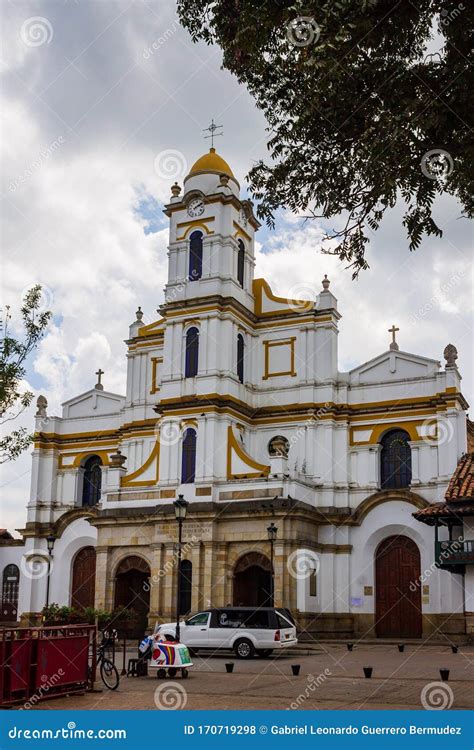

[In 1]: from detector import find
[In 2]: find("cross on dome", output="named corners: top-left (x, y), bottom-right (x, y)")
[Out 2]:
top-left (203, 119), bottom-right (223, 148)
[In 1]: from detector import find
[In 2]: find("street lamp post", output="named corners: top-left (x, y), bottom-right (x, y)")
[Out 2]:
top-left (45, 535), bottom-right (56, 608)
top-left (267, 522), bottom-right (278, 606)
top-left (173, 495), bottom-right (189, 642)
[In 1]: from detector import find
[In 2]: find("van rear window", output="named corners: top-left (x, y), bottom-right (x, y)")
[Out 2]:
top-left (276, 612), bottom-right (292, 629)
top-left (213, 610), bottom-right (271, 629)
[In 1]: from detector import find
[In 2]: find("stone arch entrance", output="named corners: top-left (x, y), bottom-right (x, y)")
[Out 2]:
top-left (233, 552), bottom-right (272, 607)
top-left (375, 536), bottom-right (422, 638)
top-left (114, 555), bottom-right (150, 637)
top-left (71, 546), bottom-right (96, 610)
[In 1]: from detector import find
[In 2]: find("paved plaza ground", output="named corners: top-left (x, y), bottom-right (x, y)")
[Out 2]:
top-left (27, 643), bottom-right (473, 711)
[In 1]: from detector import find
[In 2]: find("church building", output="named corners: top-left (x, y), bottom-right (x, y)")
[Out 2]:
top-left (1, 146), bottom-right (472, 640)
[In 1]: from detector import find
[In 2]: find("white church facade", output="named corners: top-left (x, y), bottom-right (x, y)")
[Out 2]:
top-left (1, 146), bottom-right (472, 640)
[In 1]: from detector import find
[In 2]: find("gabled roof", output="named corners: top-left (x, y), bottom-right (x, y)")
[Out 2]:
top-left (445, 452), bottom-right (474, 502)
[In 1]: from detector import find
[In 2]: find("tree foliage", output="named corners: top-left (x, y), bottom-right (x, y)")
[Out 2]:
top-left (178, 0), bottom-right (473, 274)
top-left (0, 285), bottom-right (52, 463)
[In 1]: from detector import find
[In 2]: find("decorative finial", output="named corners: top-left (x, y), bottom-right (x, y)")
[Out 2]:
top-left (444, 343), bottom-right (458, 366)
top-left (35, 395), bottom-right (48, 418)
top-left (135, 306), bottom-right (143, 323)
top-left (171, 182), bottom-right (181, 197)
top-left (388, 325), bottom-right (399, 351)
top-left (95, 368), bottom-right (104, 390)
top-left (203, 118), bottom-right (223, 149)
top-left (322, 274), bottom-right (330, 291)
top-left (110, 449), bottom-right (126, 468)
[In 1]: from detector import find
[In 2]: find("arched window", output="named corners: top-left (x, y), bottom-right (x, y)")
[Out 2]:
top-left (380, 429), bottom-right (412, 489)
top-left (181, 428), bottom-right (197, 484)
top-left (179, 560), bottom-right (192, 615)
top-left (2, 564), bottom-right (20, 620)
top-left (237, 333), bottom-right (244, 383)
top-left (185, 327), bottom-right (199, 378)
top-left (237, 239), bottom-right (245, 287)
top-left (189, 231), bottom-right (203, 281)
top-left (82, 455), bottom-right (102, 507)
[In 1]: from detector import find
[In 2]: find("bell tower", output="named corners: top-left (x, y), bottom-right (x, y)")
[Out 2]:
top-left (163, 142), bottom-right (260, 312)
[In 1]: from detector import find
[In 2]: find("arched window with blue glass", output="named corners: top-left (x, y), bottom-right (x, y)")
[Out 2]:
top-left (237, 333), bottom-right (244, 384)
top-left (237, 239), bottom-right (245, 287)
top-left (82, 455), bottom-right (102, 507)
top-left (189, 230), bottom-right (203, 281)
top-left (380, 429), bottom-right (412, 489)
top-left (185, 327), bottom-right (199, 378)
top-left (181, 428), bottom-right (197, 484)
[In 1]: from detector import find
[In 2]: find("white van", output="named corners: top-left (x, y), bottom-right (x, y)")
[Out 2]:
top-left (154, 607), bottom-right (297, 659)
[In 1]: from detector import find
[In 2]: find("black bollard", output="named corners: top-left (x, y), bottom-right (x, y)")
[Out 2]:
top-left (347, 643), bottom-right (353, 651)
top-left (225, 663), bottom-right (234, 673)
top-left (363, 667), bottom-right (373, 679)
top-left (398, 644), bottom-right (405, 652)
top-left (291, 664), bottom-right (301, 676)
top-left (440, 668), bottom-right (449, 681)
top-left (451, 645), bottom-right (458, 654)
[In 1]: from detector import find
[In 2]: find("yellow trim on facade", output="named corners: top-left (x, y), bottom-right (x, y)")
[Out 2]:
top-left (176, 217), bottom-right (215, 240)
top-left (253, 278), bottom-right (314, 317)
top-left (121, 441), bottom-right (160, 487)
top-left (57, 450), bottom-right (113, 470)
top-left (232, 222), bottom-right (251, 242)
top-left (263, 337), bottom-right (297, 380)
top-left (227, 426), bottom-right (270, 479)
top-left (350, 420), bottom-right (424, 446)
top-left (150, 357), bottom-right (163, 394)
top-left (137, 319), bottom-right (165, 337)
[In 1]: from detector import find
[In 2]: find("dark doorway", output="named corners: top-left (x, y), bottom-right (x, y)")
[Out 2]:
top-left (71, 546), bottom-right (96, 610)
top-left (375, 536), bottom-right (422, 638)
top-left (233, 552), bottom-right (272, 607)
top-left (114, 556), bottom-right (150, 637)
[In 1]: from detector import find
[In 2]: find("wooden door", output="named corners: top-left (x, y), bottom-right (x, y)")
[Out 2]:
top-left (71, 547), bottom-right (96, 610)
top-left (375, 536), bottom-right (422, 638)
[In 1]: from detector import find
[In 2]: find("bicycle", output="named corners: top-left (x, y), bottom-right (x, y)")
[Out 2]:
top-left (92, 631), bottom-right (120, 690)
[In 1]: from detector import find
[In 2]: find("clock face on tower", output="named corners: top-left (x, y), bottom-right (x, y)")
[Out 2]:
top-left (187, 199), bottom-right (205, 217)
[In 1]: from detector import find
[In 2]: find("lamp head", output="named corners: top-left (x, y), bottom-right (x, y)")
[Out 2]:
top-left (174, 494), bottom-right (189, 521)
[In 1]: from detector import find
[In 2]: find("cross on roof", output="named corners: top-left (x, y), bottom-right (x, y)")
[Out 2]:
top-left (203, 119), bottom-right (223, 148)
top-left (95, 368), bottom-right (104, 390)
top-left (388, 325), bottom-right (399, 351)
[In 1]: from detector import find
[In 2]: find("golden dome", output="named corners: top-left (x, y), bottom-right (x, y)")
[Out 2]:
top-left (187, 147), bottom-right (234, 178)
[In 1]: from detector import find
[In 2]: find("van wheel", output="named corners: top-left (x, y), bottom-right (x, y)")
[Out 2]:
top-left (234, 639), bottom-right (255, 659)
top-left (256, 649), bottom-right (273, 658)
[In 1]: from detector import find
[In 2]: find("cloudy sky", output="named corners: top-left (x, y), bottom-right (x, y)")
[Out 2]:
top-left (1, 0), bottom-right (472, 534)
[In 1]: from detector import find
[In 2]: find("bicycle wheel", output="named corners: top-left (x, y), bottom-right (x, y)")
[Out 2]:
top-left (100, 658), bottom-right (120, 690)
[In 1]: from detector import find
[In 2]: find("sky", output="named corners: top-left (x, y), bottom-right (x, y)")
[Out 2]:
top-left (1, 0), bottom-right (472, 534)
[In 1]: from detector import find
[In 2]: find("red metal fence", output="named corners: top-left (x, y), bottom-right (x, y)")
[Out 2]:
top-left (0, 624), bottom-right (96, 707)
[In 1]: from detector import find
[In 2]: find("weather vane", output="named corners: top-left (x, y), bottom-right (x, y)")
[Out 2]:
top-left (203, 119), bottom-right (223, 148)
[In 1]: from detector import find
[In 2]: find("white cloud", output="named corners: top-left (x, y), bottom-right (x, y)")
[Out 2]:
top-left (1, 0), bottom-right (472, 535)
